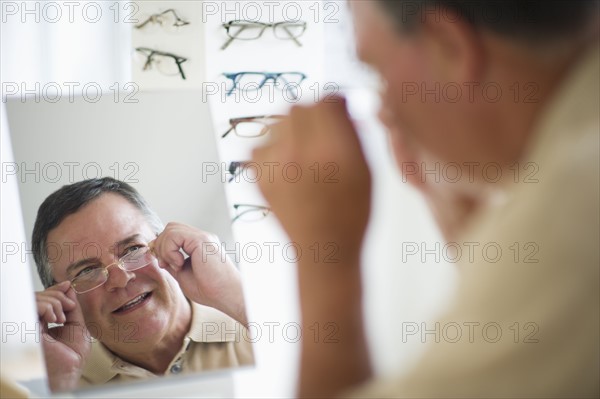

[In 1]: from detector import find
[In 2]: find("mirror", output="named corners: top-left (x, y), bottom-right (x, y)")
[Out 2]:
top-left (5, 91), bottom-right (254, 393)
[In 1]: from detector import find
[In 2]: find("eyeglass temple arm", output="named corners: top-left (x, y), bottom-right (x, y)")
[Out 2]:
top-left (161, 9), bottom-right (190, 26)
top-left (141, 51), bottom-right (155, 70)
top-left (136, 47), bottom-right (160, 71)
top-left (223, 74), bottom-right (239, 96)
top-left (134, 14), bottom-right (157, 29)
top-left (282, 26), bottom-right (303, 47)
top-left (227, 161), bottom-right (249, 182)
top-left (176, 59), bottom-right (187, 80)
top-left (222, 126), bottom-right (234, 138)
top-left (135, 9), bottom-right (190, 29)
top-left (221, 25), bottom-right (249, 51)
top-left (228, 165), bottom-right (239, 182)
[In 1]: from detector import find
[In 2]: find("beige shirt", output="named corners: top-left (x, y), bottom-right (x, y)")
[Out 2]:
top-left (80, 302), bottom-right (254, 387)
top-left (349, 47), bottom-right (600, 398)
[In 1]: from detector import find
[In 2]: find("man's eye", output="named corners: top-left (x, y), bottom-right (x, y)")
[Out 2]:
top-left (124, 245), bottom-right (146, 256)
top-left (75, 266), bottom-right (98, 278)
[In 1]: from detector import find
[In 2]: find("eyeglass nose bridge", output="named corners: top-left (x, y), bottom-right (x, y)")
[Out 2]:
top-left (102, 259), bottom-right (131, 279)
top-left (99, 258), bottom-right (138, 288)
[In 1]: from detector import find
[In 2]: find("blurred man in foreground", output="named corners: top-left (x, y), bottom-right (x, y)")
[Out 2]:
top-left (253, 1), bottom-right (599, 397)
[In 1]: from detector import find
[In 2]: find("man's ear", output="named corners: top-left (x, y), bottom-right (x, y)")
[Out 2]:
top-left (419, 5), bottom-right (484, 82)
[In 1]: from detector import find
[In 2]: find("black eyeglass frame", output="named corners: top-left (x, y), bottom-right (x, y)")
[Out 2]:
top-left (135, 47), bottom-right (188, 80)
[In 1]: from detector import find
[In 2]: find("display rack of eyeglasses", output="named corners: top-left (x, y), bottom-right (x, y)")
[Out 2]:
top-left (203, 8), bottom-right (331, 374)
top-left (132, 4), bottom-right (200, 88)
top-left (209, 7), bottom-right (315, 227)
top-left (219, 115), bottom-right (286, 223)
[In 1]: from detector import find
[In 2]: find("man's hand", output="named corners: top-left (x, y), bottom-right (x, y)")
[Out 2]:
top-left (151, 223), bottom-right (247, 326)
top-left (252, 98), bottom-right (372, 256)
top-left (35, 281), bottom-right (90, 392)
top-left (252, 99), bottom-right (373, 397)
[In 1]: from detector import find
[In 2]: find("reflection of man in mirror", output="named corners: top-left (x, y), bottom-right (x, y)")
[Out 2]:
top-left (32, 177), bottom-right (253, 392)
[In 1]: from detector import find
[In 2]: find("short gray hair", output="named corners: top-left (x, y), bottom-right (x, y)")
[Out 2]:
top-left (377, 0), bottom-right (598, 43)
top-left (32, 177), bottom-right (164, 288)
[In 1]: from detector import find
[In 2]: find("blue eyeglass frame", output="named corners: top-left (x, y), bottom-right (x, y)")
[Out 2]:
top-left (222, 71), bottom-right (307, 96)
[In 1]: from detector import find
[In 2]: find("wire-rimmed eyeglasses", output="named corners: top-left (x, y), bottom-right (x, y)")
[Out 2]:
top-left (221, 20), bottom-right (307, 50)
top-left (222, 115), bottom-right (285, 138)
top-left (134, 47), bottom-right (188, 80)
top-left (223, 72), bottom-right (306, 97)
top-left (69, 246), bottom-right (155, 294)
top-left (232, 204), bottom-right (271, 223)
top-left (135, 9), bottom-right (190, 31)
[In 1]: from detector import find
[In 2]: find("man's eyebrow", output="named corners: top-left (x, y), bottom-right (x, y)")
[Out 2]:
top-left (66, 257), bottom-right (101, 277)
top-left (114, 234), bottom-right (144, 251)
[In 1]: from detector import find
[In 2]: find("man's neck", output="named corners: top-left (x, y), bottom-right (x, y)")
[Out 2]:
top-left (109, 294), bottom-right (193, 375)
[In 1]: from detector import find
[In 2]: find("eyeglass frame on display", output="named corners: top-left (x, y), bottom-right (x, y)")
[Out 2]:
top-left (232, 204), bottom-right (271, 223)
top-left (221, 20), bottom-right (307, 50)
top-left (221, 115), bottom-right (285, 138)
top-left (135, 8), bottom-right (190, 30)
top-left (222, 72), bottom-right (307, 97)
top-left (135, 47), bottom-right (188, 80)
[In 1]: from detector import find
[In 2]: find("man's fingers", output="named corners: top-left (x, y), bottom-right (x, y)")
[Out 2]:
top-left (36, 284), bottom-right (77, 324)
top-left (62, 286), bottom-right (86, 326)
top-left (37, 299), bottom-right (59, 323)
top-left (152, 224), bottom-right (212, 272)
top-left (153, 235), bottom-right (186, 269)
top-left (36, 282), bottom-right (86, 327)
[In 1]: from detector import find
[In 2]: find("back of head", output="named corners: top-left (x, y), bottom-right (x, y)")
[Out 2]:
top-left (377, 0), bottom-right (599, 47)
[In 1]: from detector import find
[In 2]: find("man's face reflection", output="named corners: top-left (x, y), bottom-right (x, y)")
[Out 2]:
top-left (47, 193), bottom-right (190, 360)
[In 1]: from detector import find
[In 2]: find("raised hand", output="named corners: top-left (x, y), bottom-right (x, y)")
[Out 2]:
top-left (151, 223), bottom-right (247, 326)
top-left (36, 281), bottom-right (91, 392)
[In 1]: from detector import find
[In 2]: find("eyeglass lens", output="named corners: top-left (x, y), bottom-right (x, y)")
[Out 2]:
top-left (71, 247), bottom-right (154, 294)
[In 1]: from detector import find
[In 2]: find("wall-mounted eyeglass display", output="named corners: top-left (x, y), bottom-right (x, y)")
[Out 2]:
top-left (232, 204), bottom-right (271, 223)
top-left (223, 72), bottom-right (306, 97)
top-left (135, 9), bottom-right (190, 31)
top-left (227, 161), bottom-right (247, 183)
top-left (221, 20), bottom-right (307, 50)
top-left (222, 115), bottom-right (285, 138)
top-left (134, 47), bottom-right (188, 80)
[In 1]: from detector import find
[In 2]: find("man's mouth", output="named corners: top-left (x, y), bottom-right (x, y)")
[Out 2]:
top-left (113, 292), bottom-right (152, 314)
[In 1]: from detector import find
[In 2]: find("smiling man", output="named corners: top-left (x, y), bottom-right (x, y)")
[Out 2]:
top-left (33, 177), bottom-right (253, 392)
top-left (252, 0), bottom-right (599, 397)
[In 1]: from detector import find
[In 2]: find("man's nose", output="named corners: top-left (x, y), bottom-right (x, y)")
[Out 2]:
top-left (104, 261), bottom-right (135, 291)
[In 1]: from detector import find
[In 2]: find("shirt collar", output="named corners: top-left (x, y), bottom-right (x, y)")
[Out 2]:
top-left (81, 301), bottom-right (242, 385)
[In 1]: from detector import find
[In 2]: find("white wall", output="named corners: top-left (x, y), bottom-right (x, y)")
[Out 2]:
top-left (0, 103), bottom-right (48, 393)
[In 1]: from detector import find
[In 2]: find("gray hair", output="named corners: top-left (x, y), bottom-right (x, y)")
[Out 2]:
top-left (376, 0), bottom-right (598, 43)
top-left (32, 177), bottom-right (164, 288)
